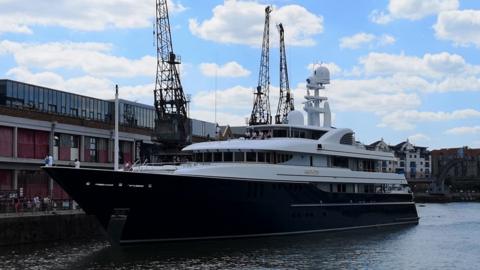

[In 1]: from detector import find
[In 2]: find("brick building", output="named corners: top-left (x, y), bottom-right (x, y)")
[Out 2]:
top-left (431, 147), bottom-right (480, 192)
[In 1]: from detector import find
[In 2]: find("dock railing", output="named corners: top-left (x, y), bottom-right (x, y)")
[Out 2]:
top-left (0, 197), bottom-right (81, 216)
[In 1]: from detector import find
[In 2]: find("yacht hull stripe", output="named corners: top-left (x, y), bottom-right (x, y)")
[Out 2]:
top-left (118, 220), bottom-right (418, 244)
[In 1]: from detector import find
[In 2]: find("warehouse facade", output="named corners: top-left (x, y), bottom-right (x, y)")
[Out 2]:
top-left (0, 79), bottom-right (216, 201)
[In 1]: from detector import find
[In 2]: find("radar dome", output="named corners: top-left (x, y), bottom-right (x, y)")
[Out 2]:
top-left (306, 65), bottom-right (330, 86)
top-left (286, 110), bottom-right (304, 126)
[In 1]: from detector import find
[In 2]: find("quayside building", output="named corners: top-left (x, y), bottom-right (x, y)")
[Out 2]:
top-left (0, 79), bottom-right (216, 200)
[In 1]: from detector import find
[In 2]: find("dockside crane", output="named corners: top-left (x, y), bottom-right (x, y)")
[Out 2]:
top-left (152, 0), bottom-right (190, 145)
top-left (275, 23), bottom-right (294, 124)
top-left (249, 6), bottom-right (272, 126)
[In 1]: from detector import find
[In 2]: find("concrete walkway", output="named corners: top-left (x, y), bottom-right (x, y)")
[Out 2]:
top-left (0, 209), bottom-right (85, 219)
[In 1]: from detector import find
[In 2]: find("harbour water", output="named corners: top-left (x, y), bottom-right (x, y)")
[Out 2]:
top-left (1, 203), bottom-right (479, 270)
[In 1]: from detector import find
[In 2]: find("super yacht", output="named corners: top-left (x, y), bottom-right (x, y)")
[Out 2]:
top-left (43, 66), bottom-right (418, 244)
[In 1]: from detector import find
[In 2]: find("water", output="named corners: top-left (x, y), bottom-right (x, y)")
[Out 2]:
top-left (1, 203), bottom-right (480, 270)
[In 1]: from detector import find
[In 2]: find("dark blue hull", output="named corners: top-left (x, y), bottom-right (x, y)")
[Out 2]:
top-left (43, 167), bottom-right (419, 244)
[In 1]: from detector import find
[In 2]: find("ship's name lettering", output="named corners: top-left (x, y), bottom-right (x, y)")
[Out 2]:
top-left (305, 169), bottom-right (319, 175)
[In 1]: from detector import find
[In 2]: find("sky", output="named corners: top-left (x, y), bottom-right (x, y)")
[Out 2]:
top-left (0, 0), bottom-right (479, 149)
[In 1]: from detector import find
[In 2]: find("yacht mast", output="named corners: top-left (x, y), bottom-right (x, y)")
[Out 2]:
top-left (304, 66), bottom-right (331, 127)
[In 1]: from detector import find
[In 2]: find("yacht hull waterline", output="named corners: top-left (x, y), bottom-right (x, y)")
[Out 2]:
top-left (43, 166), bottom-right (419, 244)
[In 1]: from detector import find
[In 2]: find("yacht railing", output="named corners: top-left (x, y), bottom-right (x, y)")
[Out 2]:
top-left (129, 161), bottom-right (204, 172)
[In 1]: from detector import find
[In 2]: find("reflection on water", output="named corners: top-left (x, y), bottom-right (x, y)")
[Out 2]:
top-left (2, 203), bottom-right (480, 270)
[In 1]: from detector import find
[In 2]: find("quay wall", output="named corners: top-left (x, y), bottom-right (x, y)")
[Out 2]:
top-left (414, 192), bottom-right (480, 203)
top-left (0, 211), bottom-right (104, 246)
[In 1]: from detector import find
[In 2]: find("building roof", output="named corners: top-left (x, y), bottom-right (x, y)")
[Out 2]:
top-left (431, 147), bottom-right (480, 157)
top-left (230, 126), bottom-right (247, 136)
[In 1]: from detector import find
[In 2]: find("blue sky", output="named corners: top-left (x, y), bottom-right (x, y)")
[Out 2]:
top-left (0, 0), bottom-right (479, 149)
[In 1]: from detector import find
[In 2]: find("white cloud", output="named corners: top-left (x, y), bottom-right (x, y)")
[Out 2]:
top-left (380, 109), bottom-right (480, 130)
top-left (325, 79), bottom-right (421, 114)
top-left (378, 34), bottom-right (396, 46)
top-left (369, 10), bottom-right (393, 25)
top-left (339, 33), bottom-right (395, 49)
top-left (193, 85), bottom-right (253, 111)
top-left (352, 51), bottom-right (480, 94)
top-left (434, 10), bottom-right (480, 47)
top-left (445, 126), bottom-right (480, 135)
top-left (408, 133), bottom-right (431, 144)
top-left (370, 0), bottom-right (458, 24)
top-left (199, 61), bottom-right (251, 77)
top-left (0, 40), bottom-right (155, 78)
top-left (0, 0), bottom-right (186, 34)
top-left (359, 52), bottom-right (471, 79)
top-left (340, 33), bottom-right (375, 49)
top-left (189, 0), bottom-right (323, 47)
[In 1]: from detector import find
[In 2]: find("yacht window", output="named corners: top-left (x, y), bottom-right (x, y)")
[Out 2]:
top-left (364, 184), bottom-right (375, 193)
top-left (266, 152), bottom-right (271, 163)
top-left (375, 184), bottom-right (385, 193)
top-left (234, 152), bottom-right (244, 162)
top-left (273, 129), bottom-right (287, 138)
top-left (315, 183), bottom-right (330, 192)
top-left (337, 184), bottom-right (346, 193)
top-left (224, 152), bottom-right (233, 162)
top-left (258, 152), bottom-right (265, 163)
top-left (277, 154), bottom-right (293, 163)
top-left (246, 152), bottom-right (256, 162)
top-left (340, 133), bottom-right (354, 145)
top-left (204, 152), bottom-right (212, 162)
top-left (312, 131), bottom-right (326, 140)
top-left (213, 152), bottom-right (222, 162)
top-left (194, 153), bottom-right (202, 162)
top-left (361, 160), bottom-right (375, 172)
top-left (332, 156), bottom-right (349, 168)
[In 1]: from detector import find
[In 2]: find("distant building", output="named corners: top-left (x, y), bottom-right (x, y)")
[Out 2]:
top-left (390, 140), bottom-right (431, 180)
top-left (230, 126), bottom-right (248, 138)
top-left (368, 139), bottom-right (432, 192)
top-left (0, 79), bottom-right (216, 200)
top-left (431, 147), bottom-right (480, 192)
top-left (368, 139), bottom-right (431, 179)
top-left (368, 139), bottom-right (397, 173)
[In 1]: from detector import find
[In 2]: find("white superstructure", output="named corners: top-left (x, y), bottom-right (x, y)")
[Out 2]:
top-left (132, 65), bottom-right (410, 195)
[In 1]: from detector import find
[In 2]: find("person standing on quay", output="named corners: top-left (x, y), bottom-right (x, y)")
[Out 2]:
top-left (74, 159), bottom-right (80, 168)
top-left (48, 154), bottom-right (53, 166)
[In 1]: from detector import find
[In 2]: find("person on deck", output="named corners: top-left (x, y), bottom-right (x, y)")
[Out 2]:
top-left (74, 159), bottom-right (80, 168)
